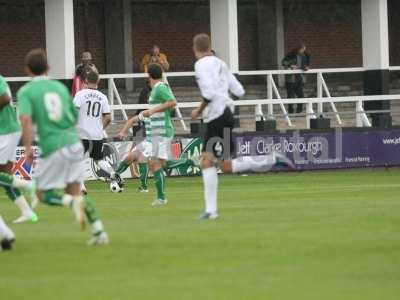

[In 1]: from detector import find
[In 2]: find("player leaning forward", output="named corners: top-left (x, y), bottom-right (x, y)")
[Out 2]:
top-left (118, 64), bottom-right (177, 205)
top-left (191, 34), bottom-right (294, 220)
top-left (0, 74), bottom-right (38, 224)
top-left (18, 49), bottom-right (108, 245)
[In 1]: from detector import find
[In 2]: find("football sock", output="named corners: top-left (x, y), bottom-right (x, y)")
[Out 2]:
top-left (14, 196), bottom-right (35, 216)
top-left (0, 174), bottom-right (35, 216)
top-left (164, 158), bottom-right (193, 171)
top-left (153, 169), bottom-right (166, 201)
top-left (0, 172), bottom-right (13, 188)
top-left (231, 155), bottom-right (276, 173)
top-left (4, 186), bottom-right (22, 201)
top-left (97, 160), bottom-right (114, 176)
top-left (83, 196), bottom-right (100, 224)
top-left (90, 219), bottom-right (105, 236)
top-left (42, 190), bottom-right (73, 207)
top-left (0, 172), bottom-right (31, 189)
top-left (81, 181), bottom-right (87, 192)
top-left (202, 167), bottom-right (218, 214)
top-left (116, 161), bottom-right (130, 175)
top-left (138, 163), bottom-right (149, 189)
top-left (0, 215), bottom-right (14, 240)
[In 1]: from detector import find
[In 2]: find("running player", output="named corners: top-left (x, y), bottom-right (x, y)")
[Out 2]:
top-left (117, 63), bottom-right (190, 205)
top-left (191, 34), bottom-right (295, 220)
top-left (0, 74), bottom-right (38, 223)
top-left (73, 68), bottom-right (116, 192)
top-left (18, 49), bottom-right (108, 245)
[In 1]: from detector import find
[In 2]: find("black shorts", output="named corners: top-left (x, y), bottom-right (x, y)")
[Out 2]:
top-left (203, 107), bottom-right (235, 159)
top-left (82, 139), bottom-right (104, 160)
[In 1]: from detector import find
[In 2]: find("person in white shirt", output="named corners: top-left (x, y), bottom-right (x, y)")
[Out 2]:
top-left (191, 34), bottom-right (295, 220)
top-left (73, 69), bottom-right (118, 192)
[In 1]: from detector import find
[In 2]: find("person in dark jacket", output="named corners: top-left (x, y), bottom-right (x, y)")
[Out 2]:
top-left (282, 44), bottom-right (310, 114)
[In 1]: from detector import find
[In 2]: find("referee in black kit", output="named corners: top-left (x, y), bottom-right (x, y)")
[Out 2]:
top-left (190, 34), bottom-right (295, 220)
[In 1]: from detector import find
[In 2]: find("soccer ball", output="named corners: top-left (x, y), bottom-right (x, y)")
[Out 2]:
top-left (110, 180), bottom-right (122, 193)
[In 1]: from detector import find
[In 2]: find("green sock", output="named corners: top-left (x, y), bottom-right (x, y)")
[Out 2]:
top-left (164, 158), bottom-right (194, 171)
top-left (0, 172), bottom-right (24, 202)
top-left (84, 196), bottom-right (100, 224)
top-left (4, 186), bottom-right (22, 202)
top-left (0, 172), bottom-right (14, 188)
top-left (138, 163), bottom-right (149, 189)
top-left (116, 161), bottom-right (130, 174)
top-left (42, 190), bottom-right (65, 206)
top-left (153, 169), bottom-right (166, 201)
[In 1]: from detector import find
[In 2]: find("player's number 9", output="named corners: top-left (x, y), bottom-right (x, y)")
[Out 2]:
top-left (44, 93), bottom-right (63, 122)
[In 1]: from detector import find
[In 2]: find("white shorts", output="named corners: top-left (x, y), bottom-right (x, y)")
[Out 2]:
top-left (133, 140), bottom-right (153, 158)
top-left (34, 143), bottom-right (85, 190)
top-left (133, 137), bottom-right (172, 160)
top-left (0, 131), bottom-right (20, 165)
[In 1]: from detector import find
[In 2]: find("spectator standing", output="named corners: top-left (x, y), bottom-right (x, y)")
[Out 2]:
top-left (282, 44), bottom-right (310, 114)
top-left (141, 45), bottom-right (170, 73)
top-left (72, 52), bottom-right (95, 96)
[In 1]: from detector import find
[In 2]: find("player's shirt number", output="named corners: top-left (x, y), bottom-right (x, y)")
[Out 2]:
top-left (44, 93), bottom-right (63, 122)
top-left (86, 101), bottom-right (101, 118)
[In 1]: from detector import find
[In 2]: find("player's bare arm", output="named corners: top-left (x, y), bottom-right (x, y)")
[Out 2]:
top-left (0, 93), bottom-right (11, 110)
top-left (117, 115), bottom-right (140, 140)
top-left (191, 99), bottom-right (208, 120)
top-left (19, 115), bottom-right (34, 164)
top-left (102, 113), bottom-right (111, 129)
top-left (142, 99), bottom-right (176, 118)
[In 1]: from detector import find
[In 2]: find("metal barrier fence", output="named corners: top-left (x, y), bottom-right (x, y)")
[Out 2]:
top-left (6, 67), bottom-right (400, 130)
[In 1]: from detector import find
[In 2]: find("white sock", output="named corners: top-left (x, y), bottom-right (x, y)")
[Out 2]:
top-left (202, 167), bottom-right (218, 214)
top-left (231, 155), bottom-right (276, 173)
top-left (11, 177), bottom-right (30, 189)
top-left (61, 194), bottom-right (74, 207)
top-left (91, 220), bottom-right (104, 235)
top-left (98, 160), bottom-right (115, 176)
top-left (14, 196), bottom-right (34, 216)
top-left (0, 215), bottom-right (15, 240)
top-left (81, 181), bottom-right (87, 192)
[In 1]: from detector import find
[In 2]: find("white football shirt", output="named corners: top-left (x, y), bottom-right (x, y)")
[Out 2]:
top-left (194, 55), bottom-right (245, 122)
top-left (73, 88), bottom-right (111, 140)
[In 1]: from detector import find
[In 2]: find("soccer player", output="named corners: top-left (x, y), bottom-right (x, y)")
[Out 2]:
top-left (73, 68), bottom-right (116, 192)
top-left (0, 74), bottom-right (38, 223)
top-left (191, 34), bottom-right (295, 220)
top-left (116, 116), bottom-right (198, 193)
top-left (117, 63), bottom-right (182, 205)
top-left (18, 49), bottom-right (108, 245)
top-left (0, 215), bottom-right (15, 251)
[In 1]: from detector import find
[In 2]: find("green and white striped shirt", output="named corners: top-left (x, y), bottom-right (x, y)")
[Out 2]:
top-left (145, 82), bottom-right (175, 141)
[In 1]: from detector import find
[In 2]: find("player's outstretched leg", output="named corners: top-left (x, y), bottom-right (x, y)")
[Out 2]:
top-left (149, 159), bottom-right (167, 206)
top-left (0, 215), bottom-right (15, 251)
top-left (41, 189), bottom-right (86, 229)
top-left (0, 172), bottom-right (38, 223)
top-left (40, 187), bottom-right (108, 245)
top-left (164, 157), bottom-right (198, 171)
top-left (228, 152), bottom-right (295, 173)
top-left (96, 159), bottom-right (115, 178)
top-left (114, 151), bottom-right (148, 192)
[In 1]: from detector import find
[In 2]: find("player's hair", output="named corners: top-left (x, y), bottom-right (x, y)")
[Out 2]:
top-left (86, 68), bottom-right (99, 84)
top-left (147, 63), bottom-right (163, 80)
top-left (25, 49), bottom-right (48, 75)
top-left (193, 34), bottom-right (211, 53)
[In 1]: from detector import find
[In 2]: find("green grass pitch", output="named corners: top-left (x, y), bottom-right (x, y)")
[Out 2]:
top-left (0, 169), bottom-right (399, 300)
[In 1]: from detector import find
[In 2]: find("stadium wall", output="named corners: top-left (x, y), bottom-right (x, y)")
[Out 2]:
top-left (0, 0), bottom-right (399, 77)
